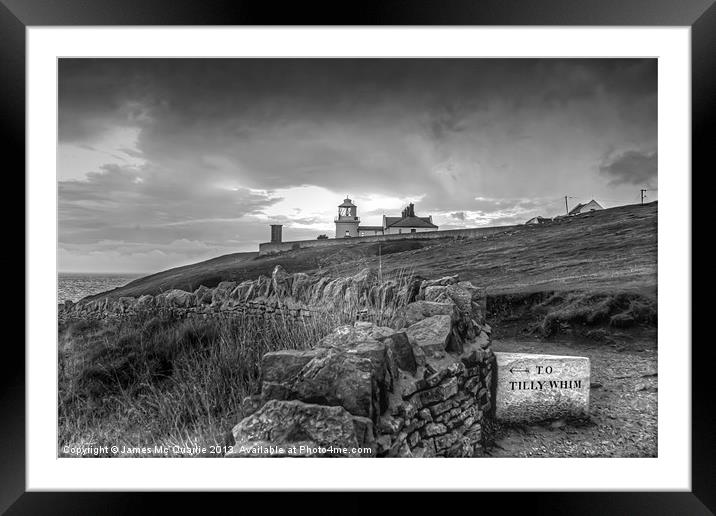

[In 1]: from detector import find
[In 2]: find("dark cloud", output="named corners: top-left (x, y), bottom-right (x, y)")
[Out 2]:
top-left (59, 163), bottom-right (281, 246)
top-left (58, 58), bottom-right (658, 272)
top-left (599, 150), bottom-right (657, 186)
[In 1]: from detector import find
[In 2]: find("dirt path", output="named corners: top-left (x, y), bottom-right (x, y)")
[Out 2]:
top-left (487, 337), bottom-right (657, 458)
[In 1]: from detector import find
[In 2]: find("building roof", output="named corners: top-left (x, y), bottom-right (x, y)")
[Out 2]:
top-left (525, 216), bottom-right (551, 224)
top-left (385, 216), bottom-right (438, 229)
top-left (358, 225), bottom-right (383, 231)
top-left (568, 199), bottom-right (603, 215)
top-left (339, 198), bottom-right (356, 208)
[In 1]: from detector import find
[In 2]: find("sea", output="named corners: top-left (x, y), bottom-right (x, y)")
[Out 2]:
top-left (58, 273), bottom-right (142, 304)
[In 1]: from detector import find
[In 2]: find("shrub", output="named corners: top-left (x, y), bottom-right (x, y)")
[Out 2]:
top-left (536, 291), bottom-right (656, 337)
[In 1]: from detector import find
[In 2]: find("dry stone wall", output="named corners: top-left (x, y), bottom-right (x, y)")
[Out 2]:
top-left (227, 272), bottom-right (496, 458)
top-left (58, 265), bottom-right (409, 325)
top-left (59, 265), bottom-right (496, 457)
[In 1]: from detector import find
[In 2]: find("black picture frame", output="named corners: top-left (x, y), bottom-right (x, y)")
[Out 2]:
top-left (6, 0), bottom-right (709, 513)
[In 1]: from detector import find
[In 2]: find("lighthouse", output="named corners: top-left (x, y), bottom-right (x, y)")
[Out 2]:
top-left (335, 197), bottom-right (360, 238)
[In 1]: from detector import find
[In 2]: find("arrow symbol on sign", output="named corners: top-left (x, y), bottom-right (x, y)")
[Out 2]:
top-left (510, 367), bottom-right (529, 374)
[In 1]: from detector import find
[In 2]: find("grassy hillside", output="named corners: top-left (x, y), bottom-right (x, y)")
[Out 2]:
top-left (91, 202), bottom-right (657, 301)
top-left (61, 203), bottom-right (657, 454)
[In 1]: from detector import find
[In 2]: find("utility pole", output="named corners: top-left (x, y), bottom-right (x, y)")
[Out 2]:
top-left (640, 189), bottom-right (647, 205)
top-left (564, 195), bottom-right (569, 215)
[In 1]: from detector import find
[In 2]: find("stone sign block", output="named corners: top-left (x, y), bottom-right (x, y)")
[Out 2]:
top-left (494, 352), bottom-right (590, 422)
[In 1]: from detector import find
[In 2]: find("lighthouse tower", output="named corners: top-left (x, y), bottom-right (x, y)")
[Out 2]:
top-left (335, 197), bottom-right (360, 238)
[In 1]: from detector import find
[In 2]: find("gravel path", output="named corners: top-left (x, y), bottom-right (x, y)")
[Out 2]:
top-left (488, 337), bottom-right (657, 458)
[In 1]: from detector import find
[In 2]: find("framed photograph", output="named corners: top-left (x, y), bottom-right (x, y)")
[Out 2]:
top-left (10, 0), bottom-right (708, 511)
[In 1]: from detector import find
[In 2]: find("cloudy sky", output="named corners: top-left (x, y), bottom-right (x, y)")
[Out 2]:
top-left (58, 58), bottom-right (657, 273)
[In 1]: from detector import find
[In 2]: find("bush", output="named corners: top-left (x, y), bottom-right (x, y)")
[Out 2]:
top-left (536, 291), bottom-right (656, 337)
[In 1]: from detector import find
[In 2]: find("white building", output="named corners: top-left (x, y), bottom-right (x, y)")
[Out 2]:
top-left (334, 198), bottom-right (438, 238)
top-left (568, 199), bottom-right (603, 216)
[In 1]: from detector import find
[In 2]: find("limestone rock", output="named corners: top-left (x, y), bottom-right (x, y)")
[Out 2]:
top-left (443, 284), bottom-right (473, 313)
top-left (318, 322), bottom-right (394, 349)
top-left (193, 285), bottom-right (213, 305)
top-left (261, 349), bottom-right (321, 383)
top-left (456, 281), bottom-right (487, 322)
top-left (240, 394), bottom-right (265, 418)
top-left (228, 399), bottom-right (375, 457)
top-left (423, 285), bottom-right (450, 303)
top-left (461, 346), bottom-right (489, 367)
top-left (164, 289), bottom-right (196, 308)
top-left (423, 422), bottom-right (447, 437)
top-left (418, 275), bottom-right (460, 299)
top-left (377, 415), bottom-right (404, 435)
top-left (402, 300), bottom-right (458, 327)
top-left (118, 296), bottom-right (136, 311)
top-left (262, 350), bottom-right (378, 420)
top-left (383, 332), bottom-right (417, 375)
top-left (211, 281), bottom-right (237, 305)
top-left (447, 436), bottom-right (474, 457)
top-left (405, 314), bottom-right (453, 356)
top-left (418, 376), bottom-right (459, 405)
top-left (136, 294), bottom-right (155, 309)
top-left (231, 280), bottom-right (254, 302)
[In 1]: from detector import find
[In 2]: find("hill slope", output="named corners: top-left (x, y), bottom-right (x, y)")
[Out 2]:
top-left (91, 202), bottom-right (657, 301)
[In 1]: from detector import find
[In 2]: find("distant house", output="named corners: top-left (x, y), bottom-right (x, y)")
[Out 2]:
top-left (380, 203), bottom-right (438, 235)
top-left (568, 199), bottom-right (603, 216)
top-left (525, 216), bottom-right (551, 225)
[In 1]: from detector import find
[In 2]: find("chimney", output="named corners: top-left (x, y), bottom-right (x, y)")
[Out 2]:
top-left (270, 224), bottom-right (283, 243)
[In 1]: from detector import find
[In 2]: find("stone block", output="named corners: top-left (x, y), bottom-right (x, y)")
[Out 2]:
top-left (402, 300), bottom-right (458, 326)
top-left (434, 432), bottom-right (459, 452)
top-left (384, 332), bottom-right (417, 374)
top-left (405, 315), bottom-right (453, 356)
top-left (418, 408), bottom-right (433, 422)
top-left (422, 422), bottom-right (447, 437)
top-left (229, 399), bottom-right (374, 457)
top-left (260, 349), bottom-right (321, 383)
top-left (419, 377), bottom-right (458, 405)
top-left (494, 352), bottom-right (590, 422)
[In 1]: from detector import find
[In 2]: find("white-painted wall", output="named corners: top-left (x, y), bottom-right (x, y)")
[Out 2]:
top-left (358, 229), bottom-right (383, 237)
top-left (384, 227), bottom-right (436, 235)
top-left (335, 221), bottom-right (359, 238)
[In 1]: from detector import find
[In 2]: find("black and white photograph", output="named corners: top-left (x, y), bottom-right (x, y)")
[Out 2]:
top-left (56, 57), bottom-right (660, 459)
